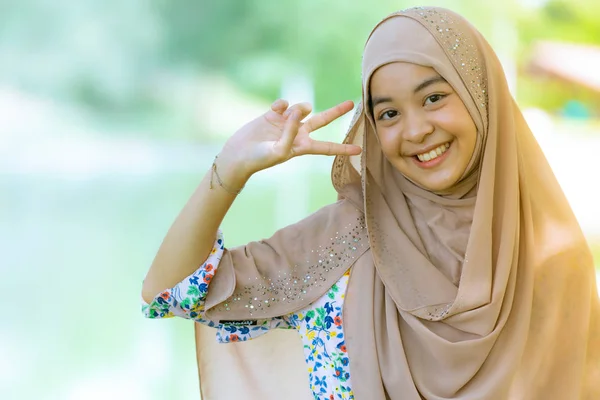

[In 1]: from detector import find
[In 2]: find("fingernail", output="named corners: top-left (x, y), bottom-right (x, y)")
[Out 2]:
top-left (283, 109), bottom-right (291, 117)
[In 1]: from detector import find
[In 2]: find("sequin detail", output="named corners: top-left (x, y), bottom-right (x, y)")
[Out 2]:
top-left (334, 7), bottom-right (490, 192)
top-left (397, 7), bottom-right (488, 121)
top-left (214, 217), bottom-right (367, 316)
top-left (141, 231), bottom-right (293, 342)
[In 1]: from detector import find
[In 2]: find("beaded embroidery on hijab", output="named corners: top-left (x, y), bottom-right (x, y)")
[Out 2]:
top-left (212, 217), bottom-right (367, 316)
top-left (335, 7), bottom-right (488, 197)
top-left (404, 7), bottom-right (488, 115)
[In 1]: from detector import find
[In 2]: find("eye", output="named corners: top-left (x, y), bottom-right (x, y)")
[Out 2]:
top-left (424, 94), bottom-right (446, 105)
top-left (377, 110), bottom-right (399, 121)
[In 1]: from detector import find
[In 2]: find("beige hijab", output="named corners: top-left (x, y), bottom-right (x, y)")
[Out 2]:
top-left (195, 7), bottom-right (600, 399)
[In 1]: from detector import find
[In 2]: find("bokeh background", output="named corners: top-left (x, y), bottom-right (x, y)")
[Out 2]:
top-left (2, 0), bottom-right (599, 399)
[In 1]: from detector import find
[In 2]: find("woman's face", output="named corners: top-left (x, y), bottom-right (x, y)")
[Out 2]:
top-left (370, 62), bottom-right (477, 192)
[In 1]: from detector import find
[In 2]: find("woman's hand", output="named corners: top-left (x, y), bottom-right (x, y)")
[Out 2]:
top-left (218, 99), bottom-right (362, 181)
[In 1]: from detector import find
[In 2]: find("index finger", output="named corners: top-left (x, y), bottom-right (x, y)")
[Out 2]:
top-left (302, 100), bottom-right (355, 134)
top-left (304, 140), bottom-right (362, 157)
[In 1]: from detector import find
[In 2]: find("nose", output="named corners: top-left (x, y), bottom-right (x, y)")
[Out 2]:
top-left (403, 109), bottom-right (434, 143)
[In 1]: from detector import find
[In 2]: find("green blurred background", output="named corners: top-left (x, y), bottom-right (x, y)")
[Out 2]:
top-left (2, 0), bottom-right (599, 399)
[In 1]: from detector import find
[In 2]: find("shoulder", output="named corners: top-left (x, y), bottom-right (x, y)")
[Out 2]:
top-left (292, 198), bottom-right (365, 232)
top-left (265, 199), bottom-right (367, 255)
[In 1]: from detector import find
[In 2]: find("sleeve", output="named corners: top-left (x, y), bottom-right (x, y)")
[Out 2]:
top-left (202, 199), bottom-right (369, 323)
top-left (141, 230), bottom-right (294, 343)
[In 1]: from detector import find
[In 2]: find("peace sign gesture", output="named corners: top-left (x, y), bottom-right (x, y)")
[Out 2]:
top-left (219, 99), bottom-right (362, 180)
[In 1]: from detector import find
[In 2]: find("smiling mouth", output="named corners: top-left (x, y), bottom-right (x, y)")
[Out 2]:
top-left (415, 142), bottom-right (451, 162)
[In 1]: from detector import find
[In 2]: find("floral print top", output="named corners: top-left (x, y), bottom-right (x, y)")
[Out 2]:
top-left (142, 231), bottom-right (354, 400)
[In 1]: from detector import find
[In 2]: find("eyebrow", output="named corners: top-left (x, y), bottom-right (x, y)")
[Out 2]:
top-left (413, 75), bottom-right (447, 93)
top-left (370, 75), bottom-right (448, 110)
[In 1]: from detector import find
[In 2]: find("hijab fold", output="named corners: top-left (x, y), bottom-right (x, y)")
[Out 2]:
top-left (195, 7), bottom-right (600, 399)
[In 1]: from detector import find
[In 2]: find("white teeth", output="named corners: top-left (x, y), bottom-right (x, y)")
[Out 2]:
top-left (417, 143), bottom-right (450, 162)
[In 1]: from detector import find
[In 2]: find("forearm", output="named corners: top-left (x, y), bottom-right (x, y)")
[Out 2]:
top-left (141, 153), bottom-right (250, 303)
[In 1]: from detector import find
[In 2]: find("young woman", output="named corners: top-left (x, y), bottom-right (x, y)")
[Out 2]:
top-left (141, 6), bottom-right (600, 400)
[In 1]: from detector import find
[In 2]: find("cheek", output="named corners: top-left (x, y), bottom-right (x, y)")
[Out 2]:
top-left (452, 118), bottom-right (478, 167)
top-left (457, 118), bottom-right (478, 153)
top-left (437, 107), bottom-right (477, 146)
top-left (376, 128), bottom-right (402, 157)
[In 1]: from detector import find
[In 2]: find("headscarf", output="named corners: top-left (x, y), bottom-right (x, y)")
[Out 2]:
top-left (196, 7), bottom-right (600, 399)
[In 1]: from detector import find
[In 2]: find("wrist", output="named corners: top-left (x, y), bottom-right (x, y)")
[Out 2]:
top-left (212, 151), bottom-right (252, 191)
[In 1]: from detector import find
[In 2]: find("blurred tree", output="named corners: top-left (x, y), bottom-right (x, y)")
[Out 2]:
top-left (0, 0), bottom-right (164, 110)
top-left (516, 0), bottom-right (600, 45)
top-left (514, 0), bottom-right (600, 113)
top-left (154, 0), bottom-right (504, 109)
top-left (156, 0), bottom-right (380, 108)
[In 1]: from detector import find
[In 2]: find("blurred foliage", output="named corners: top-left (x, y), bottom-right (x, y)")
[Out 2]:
top-left (0, 0), bottom-right (598, 139)
top-left (512, 0), bottom-right (600, 113)
top-left (515, 0), bottom-right (600, 45)
top-left (153, 0), bottom-right (497, 109)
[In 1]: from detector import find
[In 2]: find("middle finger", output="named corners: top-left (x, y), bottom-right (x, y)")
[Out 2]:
top-left (283, 102), bottom-right (313, 120)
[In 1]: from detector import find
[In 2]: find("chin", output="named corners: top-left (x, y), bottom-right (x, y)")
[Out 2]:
top-left (411, 175), bottom-right (459, 192)
top-left (420, 182), bottom-right (452, 192)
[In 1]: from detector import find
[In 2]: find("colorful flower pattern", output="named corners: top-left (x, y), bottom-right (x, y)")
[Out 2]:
top-left (289, 272), bottom-right (353, 399)
top-left (142, 230), bottom-right (353, 400)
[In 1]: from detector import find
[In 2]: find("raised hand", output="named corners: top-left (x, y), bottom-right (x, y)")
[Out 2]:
top-left (142, 99), bottom-right (363, 302)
